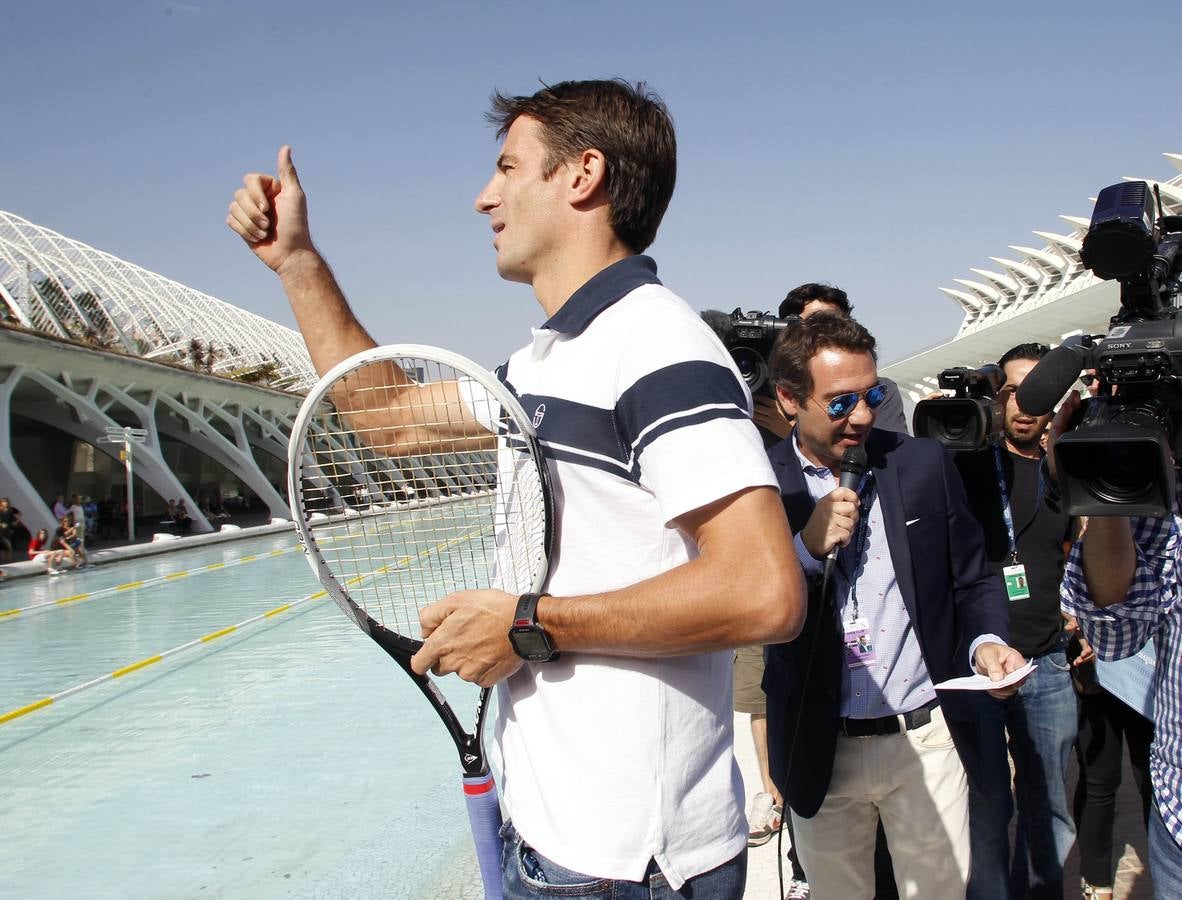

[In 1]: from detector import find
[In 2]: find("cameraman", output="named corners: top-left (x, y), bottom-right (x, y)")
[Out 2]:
top-left (953, 343), bottom-right (1078, 899)
top-left (1052, 391), bottom-right (1182, 898)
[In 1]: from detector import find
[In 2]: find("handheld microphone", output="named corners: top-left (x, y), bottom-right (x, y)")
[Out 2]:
top-left (823, 445), bottom-right (869, 583)
top-left (1014, 344), bottom-right (1086, 416)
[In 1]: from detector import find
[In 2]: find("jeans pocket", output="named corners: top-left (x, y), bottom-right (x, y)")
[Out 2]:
top-left (513, 841), bottom-right (613, 897)
top-left (1043, 650), bottom-right (1071, 674)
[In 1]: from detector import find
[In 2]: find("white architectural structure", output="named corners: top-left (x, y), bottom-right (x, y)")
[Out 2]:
top-left (0, 212), bottom-right (321, 537)
top-left (882, 153), bottom-right (1182, 405)
top-left (0, 210), bottom-right (316, 392)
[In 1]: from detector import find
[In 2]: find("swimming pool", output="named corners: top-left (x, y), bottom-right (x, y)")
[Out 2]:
top-left (0, 532), bottom-right (482, 898)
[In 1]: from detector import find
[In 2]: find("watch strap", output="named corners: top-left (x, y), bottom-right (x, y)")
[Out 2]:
top-left (514, 592), bottom-right (548, 628)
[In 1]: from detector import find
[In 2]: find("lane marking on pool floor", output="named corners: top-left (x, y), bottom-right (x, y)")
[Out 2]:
top-left (0, 544), bottom-right (303, 623)
top-left (0, 588), bottom-right (331, 725)
top-left (0, 528), bottom-right (484, 725)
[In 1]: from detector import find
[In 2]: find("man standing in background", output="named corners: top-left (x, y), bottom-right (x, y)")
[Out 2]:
top-left (955, 342), bottom-right (1078, 899)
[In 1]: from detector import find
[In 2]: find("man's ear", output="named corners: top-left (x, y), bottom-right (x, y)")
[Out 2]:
top-left (776, 385), bottom-right (801, 418)
top-left (567, 148), bottom-right (607, 205)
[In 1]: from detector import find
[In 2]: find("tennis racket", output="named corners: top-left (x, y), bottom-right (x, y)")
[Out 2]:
top-left (287, 344), bottom-right (553, 900)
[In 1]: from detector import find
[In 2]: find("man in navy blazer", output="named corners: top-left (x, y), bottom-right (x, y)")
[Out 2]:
top-left (761, 313), bottom-right (1025, 898)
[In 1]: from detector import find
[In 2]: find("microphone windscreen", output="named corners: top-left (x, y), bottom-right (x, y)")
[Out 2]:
top-left (700, 309), bottom-right (734, 344)
top-left (1015, 345), bottom-right (1084, 416)
top-left (838, 445), bottom-right (869, 490)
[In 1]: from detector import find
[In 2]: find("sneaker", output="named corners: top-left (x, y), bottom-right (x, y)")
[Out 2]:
top-left (747, 791), bottom-right (776, 846)
top-left (47, 567), bottom-right (61, 575)
top-left (784, 879), bottom-right (810, 899)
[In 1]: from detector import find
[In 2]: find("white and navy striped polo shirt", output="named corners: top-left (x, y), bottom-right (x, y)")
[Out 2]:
top-left (490, 255), bottom-right (778, 889)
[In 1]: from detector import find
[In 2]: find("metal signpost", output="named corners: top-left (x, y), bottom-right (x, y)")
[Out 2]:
top-left (98, 426), bottom-right (147, 540)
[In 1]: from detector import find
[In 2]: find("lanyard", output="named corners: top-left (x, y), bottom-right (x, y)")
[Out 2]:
top-left (991, 442), bottom-right (1020, 565)
top-left (842, 472), bottom-right (875, 622)
top-left (991, 443), bottom-right (1045, 565)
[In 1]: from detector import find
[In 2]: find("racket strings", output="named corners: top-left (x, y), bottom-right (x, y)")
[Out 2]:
top-left (297, 356), bottom-right (547, 639)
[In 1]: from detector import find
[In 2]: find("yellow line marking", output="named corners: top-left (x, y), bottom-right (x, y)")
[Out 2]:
top-left (0, 585), bottom-right (328, 725)
top-left (0, 697), bottom-right (53, 724)
top-left (205, 563), bottom-right (225, 570)
top-left (238, 555), bottom-right (257, 562)
top-left (116, 581), bottom-right (144, 591)
top-left (165, 572), bottom-right (189, 580)
top-left (112, 656), bottom-right (163, 678)
top-left (0, 608), bottom-right (22, 620)
top-left (55, 594), bottom-right (90, 606)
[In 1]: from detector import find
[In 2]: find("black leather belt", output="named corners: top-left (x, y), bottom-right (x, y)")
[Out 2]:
top-left (839, 697), bottom-right (940, 737)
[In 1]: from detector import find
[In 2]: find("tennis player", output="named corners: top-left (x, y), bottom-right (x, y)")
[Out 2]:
top-left (227, 78), bottom-right (804, 897)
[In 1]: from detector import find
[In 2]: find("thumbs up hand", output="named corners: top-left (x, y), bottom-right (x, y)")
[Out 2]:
top-left (227, 145), bottom-right (314, 272)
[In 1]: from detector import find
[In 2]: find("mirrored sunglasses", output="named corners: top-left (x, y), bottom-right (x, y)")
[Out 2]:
top-left (823, 384), bottom-right (888, 420)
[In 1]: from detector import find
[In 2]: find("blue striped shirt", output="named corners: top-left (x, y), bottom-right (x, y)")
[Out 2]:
top-left (1060, 484), bottom-right (1182, 849)
top-left (790, 435), bottom-right (999, 716)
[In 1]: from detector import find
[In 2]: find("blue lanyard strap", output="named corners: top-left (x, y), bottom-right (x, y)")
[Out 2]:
top-left (843, 472), bottom-right (875, 621)
top-left (991, 442), bottom-right (1019, 564)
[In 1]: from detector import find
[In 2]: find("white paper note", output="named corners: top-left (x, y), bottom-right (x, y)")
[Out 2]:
top-left (934, 660), bottom-right (1036, 692)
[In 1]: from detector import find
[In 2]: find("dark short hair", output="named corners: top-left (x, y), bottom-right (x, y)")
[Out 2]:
top-left (779, 283), bottom-right (853, 319)
top-left (487, 79), bottom-right (677, 254)
top-left (771, 313), bottom-right (878, 402)
top-left (998, 342), bottom-right (1050, 370)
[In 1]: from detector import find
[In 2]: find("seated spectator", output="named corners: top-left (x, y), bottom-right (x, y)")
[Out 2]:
top-left (174, 500), bottom-right (193, 534)
top-left (33, 525), bottom-right (68, 574)
top-left (53, 515), bottom-right (87, 570)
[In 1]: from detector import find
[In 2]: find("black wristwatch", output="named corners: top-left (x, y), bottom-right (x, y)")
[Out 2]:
top-left (508, 592), bottom-right (559, 662)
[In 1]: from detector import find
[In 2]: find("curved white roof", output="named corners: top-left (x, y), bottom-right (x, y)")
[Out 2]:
top-left (0, 210), bottom-right (316, 392)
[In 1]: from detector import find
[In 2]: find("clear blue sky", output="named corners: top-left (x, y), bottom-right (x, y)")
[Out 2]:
top-left (4, 0), bottom-right (1179, 369)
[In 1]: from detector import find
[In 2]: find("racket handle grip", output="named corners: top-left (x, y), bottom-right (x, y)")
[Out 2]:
top-left (463, 773), bottom-right (504, 900)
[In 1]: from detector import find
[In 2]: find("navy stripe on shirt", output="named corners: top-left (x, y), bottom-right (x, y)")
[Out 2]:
top-left (615, 361), bottom-right (749, 459)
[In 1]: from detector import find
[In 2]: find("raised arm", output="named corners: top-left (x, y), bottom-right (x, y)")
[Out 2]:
top-left (227, 147), bottom-right (490, 454)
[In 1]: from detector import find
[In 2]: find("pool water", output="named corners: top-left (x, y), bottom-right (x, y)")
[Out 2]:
top-left (0, 533), bottom-right (483, 898)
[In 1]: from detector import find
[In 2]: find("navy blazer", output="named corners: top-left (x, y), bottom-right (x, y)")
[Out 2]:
top-left (763, 427), bottom-right (1009, 818)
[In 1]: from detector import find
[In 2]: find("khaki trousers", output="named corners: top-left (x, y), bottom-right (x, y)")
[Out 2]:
top-left (790, 705), bottom-right (971, 899)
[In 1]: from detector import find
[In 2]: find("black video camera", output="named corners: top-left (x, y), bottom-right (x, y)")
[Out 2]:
top-left (716, 308), bottom-right (799, 397)
top-left (1048, 181), bottom-right (1182, 516)
top-left (912, 365), bottom-right (1006, 450)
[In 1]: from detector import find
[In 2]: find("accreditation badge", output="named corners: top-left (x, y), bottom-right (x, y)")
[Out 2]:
top-left (843, 617), bottom-right (875, 669)
top-left (1004, 564), bottom-right (1031, 601)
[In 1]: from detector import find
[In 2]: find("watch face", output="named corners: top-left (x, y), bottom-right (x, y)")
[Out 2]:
top-left (510, 626), bottom-right (554, 661)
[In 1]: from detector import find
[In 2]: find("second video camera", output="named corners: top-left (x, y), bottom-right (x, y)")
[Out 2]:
top-left (717, 308), bottom-right (799, 397)
top-left (912, 365), bottom-right (1006, 451)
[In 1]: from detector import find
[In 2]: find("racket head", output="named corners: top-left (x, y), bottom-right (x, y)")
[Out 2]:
top-left (286, 343), bottom-right (552, 643)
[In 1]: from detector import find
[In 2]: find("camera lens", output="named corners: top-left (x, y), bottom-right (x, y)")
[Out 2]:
top-left (730, 346), bottom-right (766, 390)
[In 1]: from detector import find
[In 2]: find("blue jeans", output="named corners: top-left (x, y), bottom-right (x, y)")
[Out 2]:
top-left (1150, 804), bottom-right (1182, 900)
top-left (964, 648), bottom-right (1078, 900)
top-left (500, 821), bottom-right (746, 899)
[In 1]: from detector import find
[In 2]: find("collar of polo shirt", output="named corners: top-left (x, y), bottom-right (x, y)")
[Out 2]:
top-left (543, 255), bottom-right (662, 336)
